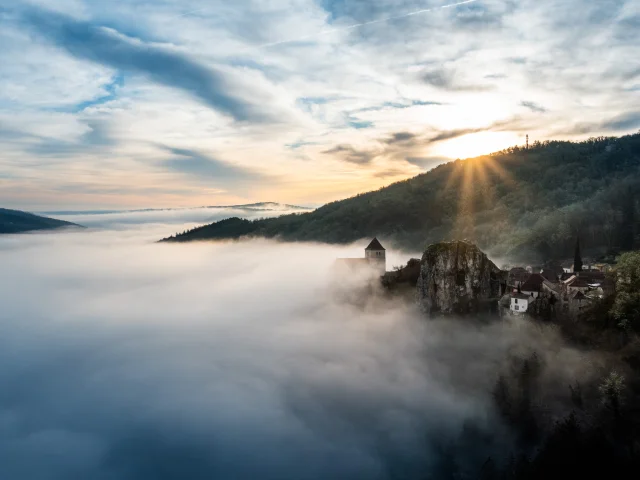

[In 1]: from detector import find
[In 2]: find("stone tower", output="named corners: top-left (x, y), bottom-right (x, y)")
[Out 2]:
top-left (365, 237), bottom-right (386, 273)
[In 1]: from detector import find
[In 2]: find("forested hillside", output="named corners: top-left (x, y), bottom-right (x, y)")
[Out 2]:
top-left (163, 133), bottom-right (640, 260)
top-left (0, 208), bottom-right (79, 234)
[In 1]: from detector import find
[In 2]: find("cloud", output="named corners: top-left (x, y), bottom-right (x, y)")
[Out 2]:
top-left (372, 167), bottom-right (410, 178)
top-left (6, 118), bottom-right (116, 158)
top-left (383, 132), bottom-right (418, 145)
top-left (2, 0), bottom-right (640, 209)
top-left (600, 111), bottom-right (640, 131)
top-left (0, 225), bottom-right (604, 479)
top-left (428, 128), bottom-right (485, 143)
top-left (346, 116), bottom-right (374, 129)
top-left (559, 111), bottom-right (640, 135)
top-left (449, 0), bottom-right (506, 29)
top-left (421, 67), bottom-right (493, 92)
top-left (64, 73), bottom-right (125, 113)
top-left (520, 101), bottom-right (547, 114)
top-left (21, 6), bottom-right (270, 123)
top-left (322, 144), bottom-right (378, 165)
top-left (352, 100), bottom-right (441, 114)
top-left (159, 146), bottom-right (266, 183)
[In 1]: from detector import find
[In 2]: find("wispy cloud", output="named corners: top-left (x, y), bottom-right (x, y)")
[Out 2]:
top-left (322, 144), bottom-right (378, 165)
top-left (421, 67), bottom-right (494, 92)
top-left (600, 111), bottom-right (640, 131)
top-left (383, 132), bottom-right (418, 145)
top-left (159, 146), bottom-right (266, 183)
top-left (22, 6), bottom-right (271, 123)
top-left (0, 0), bottom-right (639, 209)
top-left (520, 101), bottom-right (547, 114)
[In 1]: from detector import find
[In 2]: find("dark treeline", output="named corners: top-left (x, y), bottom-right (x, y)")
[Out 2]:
top-left (164, 133), bottom-right (640, 261)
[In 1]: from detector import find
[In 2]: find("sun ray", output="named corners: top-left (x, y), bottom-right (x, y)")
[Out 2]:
top-left (444, 160), bottom-right (465, 191)
top-left (483, 155), bottom-right (516, 186)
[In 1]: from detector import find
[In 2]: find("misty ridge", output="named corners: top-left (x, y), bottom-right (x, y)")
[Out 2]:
top-left (37, 203), bottom-right (310, 230)
top-left (0, 223), bottom-right (619, 480)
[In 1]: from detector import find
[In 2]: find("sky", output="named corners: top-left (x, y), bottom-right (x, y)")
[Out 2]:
top-left (0, 0), bottom-right (638, 210)
top-left (0, 222), bottom-right (603, 479)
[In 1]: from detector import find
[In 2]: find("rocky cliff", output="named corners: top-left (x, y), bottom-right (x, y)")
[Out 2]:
top-left (416, 241), bottom-right (505, 315)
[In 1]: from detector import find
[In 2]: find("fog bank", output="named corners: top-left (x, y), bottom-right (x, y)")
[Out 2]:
top-left (0, 228), bottom-right (598, 479)
top-left (39, 203), bottom-right (309, 229)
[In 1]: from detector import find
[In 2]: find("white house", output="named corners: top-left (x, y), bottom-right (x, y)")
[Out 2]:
top-left (510, 293), bottom-right (531, 313)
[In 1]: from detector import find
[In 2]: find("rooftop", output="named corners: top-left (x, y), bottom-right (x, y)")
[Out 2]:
top-left (521, 273), bottom-right (545, 292)
top-left (567, 277), bottom-right (591, 288)
top-left (365, 237), bottom-right (385, 251)
top-left (573, 291), bottom-right (588, 301)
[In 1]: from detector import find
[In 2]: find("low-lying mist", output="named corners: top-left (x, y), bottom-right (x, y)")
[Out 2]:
top-left (0, 226), bottom-right (603, 479)
top-left (40, 203), bottom-right (309, 230)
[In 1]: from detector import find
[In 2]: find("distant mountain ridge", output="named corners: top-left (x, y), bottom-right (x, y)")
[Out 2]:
top-left (161, 133), bottom-right (640, 261)
top-left (42, 202), bottom-right (312, 216)
top-left (0, 208), bottom-right (80, 234)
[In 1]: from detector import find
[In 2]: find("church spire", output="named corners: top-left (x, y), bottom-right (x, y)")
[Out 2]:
top-left (574, 236), bottom-right (583, 273)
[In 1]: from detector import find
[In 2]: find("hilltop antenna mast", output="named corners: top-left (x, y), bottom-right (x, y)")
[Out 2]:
top-left (526, 134), bottom-right (529, 150)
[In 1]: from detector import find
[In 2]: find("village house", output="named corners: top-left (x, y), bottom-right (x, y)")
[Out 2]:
top-left (500, 237), bottom-right (615, 319)
top-left (569, 291), bottom-right (591, 316)
top-left (521, 273), bottom-right (545, 298)
top-left (507, 267), bottom-right (530, 288)
top-left (510, 292), bottom-right (531, 314)
top-left (541, 264), bottom-right (564, 282)
top-left (564, 275), bottom-right (591, 294)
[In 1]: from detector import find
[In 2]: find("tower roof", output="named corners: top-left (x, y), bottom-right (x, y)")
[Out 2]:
top-left (365, 237), bottom-right (385, 251)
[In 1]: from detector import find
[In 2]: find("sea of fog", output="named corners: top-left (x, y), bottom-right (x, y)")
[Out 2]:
top-left (38, 203), bottom-right (311, 230)
top-left (0, 215), bottom-right (597, 479)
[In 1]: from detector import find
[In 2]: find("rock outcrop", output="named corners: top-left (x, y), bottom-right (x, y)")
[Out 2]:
top-left (416, 240), bottom-right (505, 315)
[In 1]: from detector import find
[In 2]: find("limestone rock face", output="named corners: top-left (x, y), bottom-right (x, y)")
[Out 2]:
top-left (416, 241), bottom-right (504, 315)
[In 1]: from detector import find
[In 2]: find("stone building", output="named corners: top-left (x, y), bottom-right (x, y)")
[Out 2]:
top-left (334, 238), bottom-right (386, 275)
top-left (364, 237), bottom-right (386, 273)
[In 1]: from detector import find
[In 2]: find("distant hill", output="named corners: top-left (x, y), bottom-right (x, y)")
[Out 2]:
top-left (42, 202), bottom-right (311, 217)
top-left (161, 133), bottom-right (640, 261)
top-left (41, 202), bottom-right (311, 229)
top-left (0, 208), bottom-right (80, 234)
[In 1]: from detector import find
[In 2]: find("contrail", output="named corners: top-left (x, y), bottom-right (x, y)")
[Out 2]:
top-left (256, 0), bottom-right (479, 49)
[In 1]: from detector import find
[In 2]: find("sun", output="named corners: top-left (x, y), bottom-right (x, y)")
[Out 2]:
top-left (434, 131), bottom-right (523, 160)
